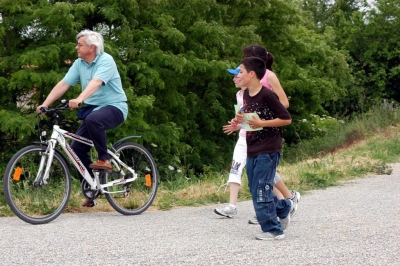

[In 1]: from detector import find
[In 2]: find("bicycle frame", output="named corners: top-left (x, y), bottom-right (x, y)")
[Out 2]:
top-left (35, 124), bottom-right (138, 193)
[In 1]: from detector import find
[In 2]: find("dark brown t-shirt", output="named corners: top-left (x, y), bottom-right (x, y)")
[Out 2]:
top-left (243, 86), bottom-right (291, 157)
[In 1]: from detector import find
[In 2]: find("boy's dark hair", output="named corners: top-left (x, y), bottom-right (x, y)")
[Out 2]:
top-left (240, 57), bottom-right (266, 80)
top-left (243, 44), bottom-right (274, 71)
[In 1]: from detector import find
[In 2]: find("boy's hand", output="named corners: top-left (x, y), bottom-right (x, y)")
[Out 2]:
top-left (235, 110), bottom-right (244, 124)
top-left (248, 115), bottom-right (262, 129)
top-left (223, 124), bottom-right (235, 135)
top-left (223, 119), bottom-right (241, 135)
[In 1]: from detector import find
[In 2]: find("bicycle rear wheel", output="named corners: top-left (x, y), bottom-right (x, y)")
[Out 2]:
top-left (105, 142), bottom-right (158, 215)
top-left (3, 145), bottom-right (71, 224)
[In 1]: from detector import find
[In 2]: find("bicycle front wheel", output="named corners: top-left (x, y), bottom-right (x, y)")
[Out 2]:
top-left (105, 142), bottom-right (159, 215)
top-left (3, 145), bottom-right (71, 224)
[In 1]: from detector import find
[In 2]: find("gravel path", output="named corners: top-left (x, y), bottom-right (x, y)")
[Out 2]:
top-left (1, 164), bottom-right (400, 265)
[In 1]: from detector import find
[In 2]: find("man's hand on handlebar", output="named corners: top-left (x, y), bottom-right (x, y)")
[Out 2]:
top-left (36, 99), bottom-right (72, 115)
top-left (68, 99), bottom-right (82, 110)
top-left (36, 105), bottom-right (48, 114)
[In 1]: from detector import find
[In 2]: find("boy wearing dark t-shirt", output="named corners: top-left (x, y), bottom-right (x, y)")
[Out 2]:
top-left (234, 56), bottom-right (293, 240)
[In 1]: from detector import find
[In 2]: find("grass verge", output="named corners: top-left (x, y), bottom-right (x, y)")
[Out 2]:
top-left (1, 105), bottom-right (400, 216)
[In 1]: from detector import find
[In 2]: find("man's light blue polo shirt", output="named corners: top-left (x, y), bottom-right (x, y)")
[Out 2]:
top-left (62, 52), bottom-right (128, 120)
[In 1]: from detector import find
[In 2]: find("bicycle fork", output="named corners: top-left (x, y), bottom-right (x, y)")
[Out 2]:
top-left (34, 141), bottom-right (57, 186)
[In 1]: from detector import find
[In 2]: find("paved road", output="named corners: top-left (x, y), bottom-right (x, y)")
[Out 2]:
top-left (1, 164), bottom-right (400, 266)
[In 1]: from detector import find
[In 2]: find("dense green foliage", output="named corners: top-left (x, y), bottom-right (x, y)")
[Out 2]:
top-left (303, 0), bottom-right (400, 115)
top-left (1, 0), bottom-right (399, 180)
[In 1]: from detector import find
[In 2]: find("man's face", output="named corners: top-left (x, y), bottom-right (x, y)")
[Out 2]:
top-left (75, 36), bottom-right (92, 59)
top-left (237, 64), bottom-right (251, 88)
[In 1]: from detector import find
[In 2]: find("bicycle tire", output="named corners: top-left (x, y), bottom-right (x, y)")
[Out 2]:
top-left (105, 142), bottom-right (159, 215)
top-left (3, 145), bottom-right (71, 224)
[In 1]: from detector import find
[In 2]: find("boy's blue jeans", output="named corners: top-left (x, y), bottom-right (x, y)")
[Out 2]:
top-left (247, 152), bottom-right (291, 235)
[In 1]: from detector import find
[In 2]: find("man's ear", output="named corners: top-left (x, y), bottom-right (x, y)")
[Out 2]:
top-left (249, 70), bottom-right (256, 78)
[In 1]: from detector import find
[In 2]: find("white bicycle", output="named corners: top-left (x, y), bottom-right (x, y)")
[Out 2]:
top-left (3, 100), bottom-right (159, 224)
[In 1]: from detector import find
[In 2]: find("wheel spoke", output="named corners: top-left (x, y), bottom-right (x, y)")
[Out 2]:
top-left (3, 145), bottom-right (71, 224)
top-left (105, 142), bottom-right (158, 215)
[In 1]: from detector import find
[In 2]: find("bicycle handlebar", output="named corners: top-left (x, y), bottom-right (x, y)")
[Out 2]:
top-left (38, 99), bottom-right (71, 115)
top-left (37, 99), bottom-right (74, 127)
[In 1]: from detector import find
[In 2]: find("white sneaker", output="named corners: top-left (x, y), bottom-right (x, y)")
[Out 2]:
top-left (290, 190), bottom-right (300, 217)
top-left (249, 215), bottom-right (281, 225)
top-left (280, 200), bottom-right (293, 230)
top-left (291, 190), bottom-right (301, 202)
top-left (255, 232), bottom-right (285, 240)
top-left (214, 205), bottom-right (237, 218)
top-left (248, 215), bottom-right (259, 224)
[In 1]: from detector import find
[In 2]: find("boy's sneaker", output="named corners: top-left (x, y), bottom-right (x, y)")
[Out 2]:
top-left (248, 215), bottom-right (259, 224)
top-left (291, 190), bottom-right (301, 202)
top-left (214, 205), bottom-right (237, 218)
top-left (255, 232), bottom-right (285, 240)
top-left (290, 190), bottom-right (300, 217)
top-left (290, 198), bottom-right (298, 218)
top-left (280, 200), bottom-right (293, 230)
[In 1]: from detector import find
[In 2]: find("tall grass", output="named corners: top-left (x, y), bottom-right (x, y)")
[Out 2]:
top-left (151, 126), bottom-right (400, 211)
top-left (284, 103), bottom-right (400, 163)
top-left (150, 103), bottom-right (400, 210)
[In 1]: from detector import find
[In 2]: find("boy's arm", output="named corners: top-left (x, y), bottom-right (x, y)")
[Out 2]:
top-left (247, 91), bottom-right (291, 128)
top-left (248, 116), bottom-right (291, 129)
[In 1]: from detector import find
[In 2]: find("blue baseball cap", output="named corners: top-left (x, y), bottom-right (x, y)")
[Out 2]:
top-left (227, 65), bottom-right (240, 75)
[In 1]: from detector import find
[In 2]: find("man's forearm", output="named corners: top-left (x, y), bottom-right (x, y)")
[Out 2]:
top-left (43, 81), bottom-right (70, 106)
top-left (77, 78), bottom-right (103, 103)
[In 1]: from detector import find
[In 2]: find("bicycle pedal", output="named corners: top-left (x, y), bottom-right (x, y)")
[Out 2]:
top-left (88, 200), bottom-right (98, 207)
